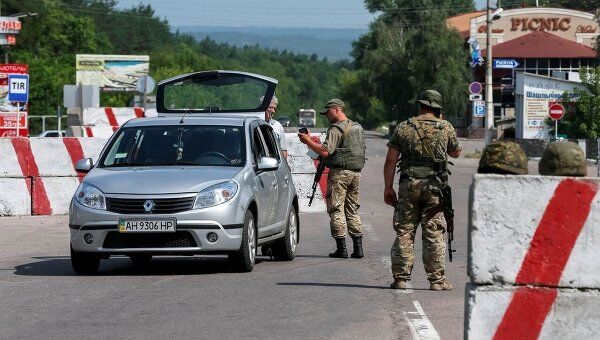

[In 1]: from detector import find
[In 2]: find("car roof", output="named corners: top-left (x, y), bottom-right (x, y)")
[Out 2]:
top-left (122, 114), bottom-right (262, 128)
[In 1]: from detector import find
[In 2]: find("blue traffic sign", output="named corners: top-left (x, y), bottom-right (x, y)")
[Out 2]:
top-left (8, 74), bottom-right (29, 103)
top-left (473, 100), bottom-right (486, 117)
top-left (493, 59), bottom-right (520, 69)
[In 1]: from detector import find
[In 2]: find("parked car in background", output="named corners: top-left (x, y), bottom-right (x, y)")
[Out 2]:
top-left (276, 116), bottom-right (291, 127)
top-left (69, 70), bottom-right (299, 274)
top-left (38, 130), bottom-right (66, 137)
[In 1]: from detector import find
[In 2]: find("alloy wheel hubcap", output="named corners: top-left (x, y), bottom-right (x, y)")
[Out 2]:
top-left (248, 218), bottom-right (256, 263)
top-left (289, 211), bottom-right (297, 253)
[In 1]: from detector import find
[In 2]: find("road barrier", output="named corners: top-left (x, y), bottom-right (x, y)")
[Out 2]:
top-left (465, 174), bottom-right (600, 339)
top-left (79, 107), bottom-right (158, 137)
top-left (0, 133), bottom-right (325, 216)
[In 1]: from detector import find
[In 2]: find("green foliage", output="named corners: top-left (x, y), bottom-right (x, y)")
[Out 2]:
top-left (2, 0), bottom-right (344, 129)
top-left (341, 0), bottom-right (472, 128)
top-left (553, 67), bottom-right (600, 139)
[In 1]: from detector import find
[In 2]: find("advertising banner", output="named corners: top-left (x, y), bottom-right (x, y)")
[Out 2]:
top-left (76, 54), bottom-right (150, 92)
top-left (0, 64), bottom-right (28, 137)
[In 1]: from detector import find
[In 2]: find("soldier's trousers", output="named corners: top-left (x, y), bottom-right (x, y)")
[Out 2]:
top-left (391, 178), bottom-right (447, 284)
top-left (325, 168), bottom-right (362, 238)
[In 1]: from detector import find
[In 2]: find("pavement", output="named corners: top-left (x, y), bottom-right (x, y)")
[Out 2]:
top-left (1, 132), bottom-right (596, 339)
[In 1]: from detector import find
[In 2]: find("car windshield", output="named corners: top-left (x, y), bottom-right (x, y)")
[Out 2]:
top-left (161, 73), bottom-right (273, 112)
top-left (100, 125), bottom-right (245, 167)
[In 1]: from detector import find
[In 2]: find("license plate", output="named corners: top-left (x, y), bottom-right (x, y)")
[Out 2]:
top-left (118, 218), bottom-right (176, 233)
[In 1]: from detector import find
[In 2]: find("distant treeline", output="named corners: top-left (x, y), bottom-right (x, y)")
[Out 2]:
top-left (5, 0), bottom-right (347, 128)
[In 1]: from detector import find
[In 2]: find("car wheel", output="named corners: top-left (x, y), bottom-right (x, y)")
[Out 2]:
top-left (229, 210), bottom-right (256, 272)
top-left (71, 245), bottom-right (100, 275)
top-left (130, 255), bottom-right (152, 266)
top-left (272, 205), bottom-right (298, 261)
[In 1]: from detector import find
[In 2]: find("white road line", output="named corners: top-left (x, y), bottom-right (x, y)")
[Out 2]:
top-left (404, 301), bottom-right (441, 340)
top-left (362, 220), bottom-right (380, 242)
top-left (380, 256), bottom-right (413, 293)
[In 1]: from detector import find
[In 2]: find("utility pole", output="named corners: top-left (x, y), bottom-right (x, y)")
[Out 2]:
top-left (484, 0), bottom-right (494, 145)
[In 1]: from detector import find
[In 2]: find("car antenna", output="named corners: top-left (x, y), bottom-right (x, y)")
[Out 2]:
top-left (179, 108), bottom-right (190, 124)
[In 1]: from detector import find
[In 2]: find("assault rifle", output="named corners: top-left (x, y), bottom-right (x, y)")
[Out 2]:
top-left (425, 182), bottom-right (455, 262)
top-left (308, 157), bottom-right (326, 207)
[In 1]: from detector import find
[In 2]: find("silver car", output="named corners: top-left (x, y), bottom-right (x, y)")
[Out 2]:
top-left (69, 71), bottom-right (299, 274)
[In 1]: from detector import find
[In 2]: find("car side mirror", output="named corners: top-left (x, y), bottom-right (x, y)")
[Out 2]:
top-left (257, 157), bottom-right (278, 171)
top-left (75, 158), bottom-right (93, 172)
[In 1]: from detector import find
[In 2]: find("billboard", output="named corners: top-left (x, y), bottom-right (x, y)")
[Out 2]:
top-left (0, 64), bottom-right (28, 137)
top-left (76, 54), bottom-right (149, 92)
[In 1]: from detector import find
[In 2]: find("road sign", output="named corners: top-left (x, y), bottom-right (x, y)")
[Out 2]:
top-left (136, 75), bottom-right (156, 95)
top-left (493, 59), bottom-right (520, 69)
top-left (469, 94), bottom-right (483, 101)
top-left (8, 74), bottom-right (28, 102)
top-left (473, 100), bottom-right (486, 117)
top-left (549, 103), bottom-right (565, 120)
top-left (469, 82), bottom-right (482, 94)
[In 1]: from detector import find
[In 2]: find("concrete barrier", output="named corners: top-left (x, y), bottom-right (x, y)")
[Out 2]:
top-left (0, 133), bottom-right (325, 216)
top-left (466, 174), bottom-right (600, 339)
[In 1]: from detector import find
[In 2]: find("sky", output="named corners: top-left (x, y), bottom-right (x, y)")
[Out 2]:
top-left (116, 0), bottom-right (489, 29)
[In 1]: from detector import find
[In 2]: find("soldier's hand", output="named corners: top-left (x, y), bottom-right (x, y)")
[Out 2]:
top-left (384, 188), bottom-right (398, 206)
top-left (298, 133), bottom-right (311, 145)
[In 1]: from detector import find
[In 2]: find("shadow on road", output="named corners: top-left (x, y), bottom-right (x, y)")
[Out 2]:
top-left (13, 255), bottom-right (271, 277)
top-left (278, 282), bottom-right (387, 289)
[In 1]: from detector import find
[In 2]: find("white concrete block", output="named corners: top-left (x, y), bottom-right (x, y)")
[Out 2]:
top-left (0, 139), bottom-right (25, 177)
top-left (292, 173), bottom-right (326, 213)
top-left (469, 175), bottom-right (600, 288)
top-left (29, 138), bottom-right (76, 177)
top-left (0, 178), bottom-right (30, 215)
top-left (79, 137), bottom-right (108, 164)
top-left (465, 285), bottom-right (600, 340)
top-left (40, 177), bottom-right (80, 215)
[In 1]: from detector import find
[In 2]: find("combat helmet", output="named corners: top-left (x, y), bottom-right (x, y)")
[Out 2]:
top-left (539, 141), bottom-right (587, 177)
top-left (478, 140), bottom-right (528, 175)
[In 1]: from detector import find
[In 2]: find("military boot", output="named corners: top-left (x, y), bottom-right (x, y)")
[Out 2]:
top-left (430, 280), bottom-right (453, 291)
top-left (350, 236), bottom-right (364, 259)
top-left (390, 278), bottom-right (408, 289)
top-left (329, 238), bottom-right (348, 258)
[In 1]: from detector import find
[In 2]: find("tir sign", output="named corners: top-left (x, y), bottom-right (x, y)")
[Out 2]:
top-left (8, 74), bottom-right (28, 103)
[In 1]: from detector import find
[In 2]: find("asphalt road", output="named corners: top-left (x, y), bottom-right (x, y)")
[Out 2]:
top-left (2, 134), bottom-right (592, 340)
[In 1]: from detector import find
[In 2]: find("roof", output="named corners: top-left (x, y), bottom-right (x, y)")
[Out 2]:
top-left (124, 114), bottom-right (259, 128)
top-left (446, 11), bottom-right (486, 38)
top-left (482, 31), bottom-right (598, 58)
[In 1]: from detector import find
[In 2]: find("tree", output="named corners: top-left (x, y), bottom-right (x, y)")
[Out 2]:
top-left (341, 1), bottom-right (472, 128)
top-left (551, 67), bottom-right (600, 139)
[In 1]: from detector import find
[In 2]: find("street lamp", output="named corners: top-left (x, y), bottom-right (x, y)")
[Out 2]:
top-left (484, 2), bottom-right (503, 145)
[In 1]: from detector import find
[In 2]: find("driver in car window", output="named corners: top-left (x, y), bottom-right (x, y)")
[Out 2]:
top-left (262, 95), bottom-right (288, 158)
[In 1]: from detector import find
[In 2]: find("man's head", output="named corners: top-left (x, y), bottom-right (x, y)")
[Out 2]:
top-left (539, 141), bottom-right (587, 177)
top-left (263, 95), bottom-right (278, 122)
top-left (416, 90), bottom-right (443, 117)
top-left (319, 98), bottom-right (346, 124)
top-left (478, 141), bottom-right (529, 175)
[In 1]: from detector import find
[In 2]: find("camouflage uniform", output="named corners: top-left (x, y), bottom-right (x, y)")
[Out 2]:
top-left (323, 119), bottom-right (363, 239)
top-left (478, 141), bottom-right (528, 175)
top-left (539, 141), bottom-right (587, 176)
top-left (387, 115), bottom-right (461, 284)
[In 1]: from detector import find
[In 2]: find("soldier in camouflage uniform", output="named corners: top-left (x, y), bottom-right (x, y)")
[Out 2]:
top-left (298, 99), bottom-right (366, 258)
top-left (478, 141), bottom-right (528, 175)
top-left (383, 90), bottom-right (461, 291)
top-left (539, 141), bottom-right (587, 177)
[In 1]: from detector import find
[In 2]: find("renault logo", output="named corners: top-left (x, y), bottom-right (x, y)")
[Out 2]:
top-left (143, 200), bottom-right (155, 213)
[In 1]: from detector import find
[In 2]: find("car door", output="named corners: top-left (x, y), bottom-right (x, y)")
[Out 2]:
top-left (251, 124), bottom-right (279, 236)
top-left (259, 124), bottom-right (290, 226)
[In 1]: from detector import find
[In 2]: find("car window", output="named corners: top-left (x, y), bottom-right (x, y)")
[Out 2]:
top-left (252, 127), bottom-right (268, 163)
top-left (100, 125), bottom-right (245, 167)
top-left (259, 125), bottom-right (280, 161)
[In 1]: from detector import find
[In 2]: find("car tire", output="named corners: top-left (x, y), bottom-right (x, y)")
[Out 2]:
top-left (71, 245), bottom-right (100, 275)
top-left (130, 255), bottom-right (152, 266)
top-left (229, 210), bottom-right (256, 272)
top-left (272, 205), bottom-right (298, 261)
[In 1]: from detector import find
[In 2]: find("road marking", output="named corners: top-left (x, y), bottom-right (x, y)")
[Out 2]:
top-left (380, 256), bottom-right (413, 293)
top-left (362, 220), bottom-right (380, 242)
top-left (404, 301), bottom-right (441, 340)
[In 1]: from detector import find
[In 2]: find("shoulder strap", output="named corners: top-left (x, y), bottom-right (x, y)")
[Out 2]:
top-left (408, 118), bottom-right (436, 160)
top-left (342, 120), bottom-right (353, 138)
